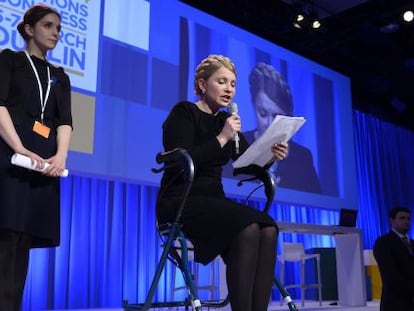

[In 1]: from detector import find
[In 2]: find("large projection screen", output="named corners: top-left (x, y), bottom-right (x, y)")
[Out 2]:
top-left (0, 0), bottom-right (358, 211)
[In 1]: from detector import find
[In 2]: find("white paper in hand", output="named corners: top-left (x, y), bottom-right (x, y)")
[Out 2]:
top-left (11, 153), bottom-right (69, 177)
top-left (232, 115), bottom-right (306, 168)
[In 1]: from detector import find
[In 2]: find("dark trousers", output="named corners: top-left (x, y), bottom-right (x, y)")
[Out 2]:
top-left (0, 230), bottom-right (31, 311)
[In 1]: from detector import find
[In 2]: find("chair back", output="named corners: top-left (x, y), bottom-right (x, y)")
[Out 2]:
top-left (281, 242), bottom-right (306, 261)
top-left (153, 148), bottom-right (195, 224)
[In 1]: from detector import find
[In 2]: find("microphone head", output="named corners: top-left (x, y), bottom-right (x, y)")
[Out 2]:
top-left (227, 102), bottom-right (238, 114)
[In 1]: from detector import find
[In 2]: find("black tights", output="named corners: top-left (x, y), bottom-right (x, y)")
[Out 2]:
top-left (223, 223), bottom-right (278, 311)
top-left (0, 230), bottom-right (32, 311)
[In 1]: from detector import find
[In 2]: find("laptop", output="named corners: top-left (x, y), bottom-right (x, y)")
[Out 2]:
top-left (339, 208), bottom-right (358, 227)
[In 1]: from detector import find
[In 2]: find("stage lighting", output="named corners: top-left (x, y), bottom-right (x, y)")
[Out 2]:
top-left (403, 10), bottom-right (414, 23)
top-left (296, 13), bottom-right (305, 22)
top-left (292, 11), bottom-right (306, 29)
top-left (293, 22), bottom-right (303, 29)
top-left (312, 19), bottom-right (321, 29)
top-left (291, 5), bottom-right (322, 31)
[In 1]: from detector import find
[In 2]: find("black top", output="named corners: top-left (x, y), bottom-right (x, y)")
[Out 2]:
top-left (159, 101), bottom-right (248, 198)
top-left (0, 49), bottom-right (72, 248)
top-left (157, 101), bottom-right (276, 264)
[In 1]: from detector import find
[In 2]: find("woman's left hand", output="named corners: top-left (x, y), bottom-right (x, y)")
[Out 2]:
top-left (43, 154), bottom-right (67, 177)
top-left (271, 141), bottom-right (289, 161)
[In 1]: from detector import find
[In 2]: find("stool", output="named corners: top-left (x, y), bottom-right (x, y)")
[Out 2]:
top-left (278, 242), bottom-right (322, 307)
top-left (170, 240), bottom-right (219, 301)
top-left (123, 149), bottom-right (298, 310)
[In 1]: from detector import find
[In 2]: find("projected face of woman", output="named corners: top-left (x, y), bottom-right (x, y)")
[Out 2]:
top-left (253, 90), bottom-right (286, 135)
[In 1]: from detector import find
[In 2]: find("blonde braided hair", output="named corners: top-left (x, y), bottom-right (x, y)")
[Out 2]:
top-left (194, 55), bottom-right (237, 95)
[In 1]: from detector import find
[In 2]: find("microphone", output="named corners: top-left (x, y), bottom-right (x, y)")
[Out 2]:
top-left (227, 102), bottom-right (240, 154)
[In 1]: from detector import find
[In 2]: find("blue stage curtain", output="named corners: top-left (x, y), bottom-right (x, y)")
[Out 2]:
top-left (353, 111), bottom-right (414, 249)
top-left (21, 111), bottom-right (414, 310)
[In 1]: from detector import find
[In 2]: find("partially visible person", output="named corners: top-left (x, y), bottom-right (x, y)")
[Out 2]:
top-left (373, 206), bottom-right (414, 311)
top-left (225, 62), bottom-right (322, 194)
top-left (157, 55), bottom-right (288, 311)
top-left (0, 4), bottom-right (72, 310)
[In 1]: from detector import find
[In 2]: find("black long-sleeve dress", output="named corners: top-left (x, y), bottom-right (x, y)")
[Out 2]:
top-left (156, 101), bottom-right (277, 264)
top-left (0, 49), bottom-right (72, 248)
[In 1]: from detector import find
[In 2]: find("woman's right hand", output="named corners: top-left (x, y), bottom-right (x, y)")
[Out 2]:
top-left (220, 114), bottom-right (241, 142)
top-left (16, 147), bottom-right (46, 171)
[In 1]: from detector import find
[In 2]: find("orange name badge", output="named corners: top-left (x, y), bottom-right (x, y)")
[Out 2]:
top-left (33, 121), bottom-right (50, 139)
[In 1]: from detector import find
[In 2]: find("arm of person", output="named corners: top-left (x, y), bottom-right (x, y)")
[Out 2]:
top-left (43, 124), bottom-right (72, 176)
top-left (163, 102), bottom-right (228, 166)
top-left (42, 65), bottom-right (73, 177)
top-left (0, 106), bottom-right (25, 153)
top-left (373, 236), bottom-right (414, 295)
top-left (0, 49), bottom-right (47, 169)
top-left (0, 50), bottom-right (23, 152)
top-left (0, 107), bottom-right (46, 169)
top-left (270, 141), bottom-right (289, 161)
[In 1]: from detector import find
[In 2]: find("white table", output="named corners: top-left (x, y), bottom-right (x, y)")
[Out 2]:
top-left (218, 222), bottom-right (367, 308)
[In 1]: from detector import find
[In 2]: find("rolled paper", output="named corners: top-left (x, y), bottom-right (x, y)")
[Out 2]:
top-left (11, 153), bottom-right (69, 177)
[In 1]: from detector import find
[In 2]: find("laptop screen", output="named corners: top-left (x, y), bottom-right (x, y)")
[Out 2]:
top-left (339, 208), bottom-right (358, 227)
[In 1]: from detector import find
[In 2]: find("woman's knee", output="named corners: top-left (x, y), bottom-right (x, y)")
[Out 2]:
top-left (241, 223), bottom-right (260, 238)
top-left (261, 226), bottom-right (278, 243)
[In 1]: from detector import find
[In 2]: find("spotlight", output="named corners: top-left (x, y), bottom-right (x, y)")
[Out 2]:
top-left (296, 13), bottom-right (305, 22)
top-left (293, 22), bottom-right (303, 29)
top-left (292, 12), bottom-right (306, 29)
top-left (403, 10), bottom-right (414, 23)
top-left (291, 3), bottom-right (323, 31)
top-left (312, 19), bottom-right (321, 29)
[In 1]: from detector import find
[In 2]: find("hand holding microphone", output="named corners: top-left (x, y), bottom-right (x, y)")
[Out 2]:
top-left (227, 102), bottom-right (241, 154)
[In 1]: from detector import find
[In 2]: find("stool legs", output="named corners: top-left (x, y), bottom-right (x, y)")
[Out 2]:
top-left (174, 230), bottom-right (202, 310)
top-left (316, 256), bottom-right (322, 306)
top-left (171, 254), bottom-right (219, 302)
top-left (277, 256), bottom-right (322, 309)
top-left (141, 225), bottom-right (180, 310)
top-left (124, 224), bottom-right (202, 310)
top-left (300, 260), bottom-right (305, 307)
top-left (279, 261), bottom-right (285, 305)
top-left (274, 270), bottom-right (299, 311)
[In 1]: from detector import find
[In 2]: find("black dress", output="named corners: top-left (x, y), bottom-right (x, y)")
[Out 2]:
top-left (0, 49), bottom-right (72, 248)
top-left (156, 101), bottom-right (277, 264)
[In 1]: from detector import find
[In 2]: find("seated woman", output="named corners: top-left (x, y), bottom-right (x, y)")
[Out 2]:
top-left (156, 54), bottom-right (288, 311)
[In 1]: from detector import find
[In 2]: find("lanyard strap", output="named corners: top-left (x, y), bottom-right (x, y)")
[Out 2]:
top-left (24, 51), bottom-right (51, 123)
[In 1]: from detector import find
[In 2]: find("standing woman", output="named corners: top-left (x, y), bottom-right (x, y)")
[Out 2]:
top-left (0, 4), bottom-right (72, 310)
top-left (157, 55), bottom-right (288, 311)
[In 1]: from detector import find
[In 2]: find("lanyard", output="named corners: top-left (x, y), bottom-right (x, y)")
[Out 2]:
top-left (24, 51), bottom-right (51, 123)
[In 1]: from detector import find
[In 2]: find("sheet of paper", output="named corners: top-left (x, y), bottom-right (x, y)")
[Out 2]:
top-left (232, 115), bottom-right (306, 168)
